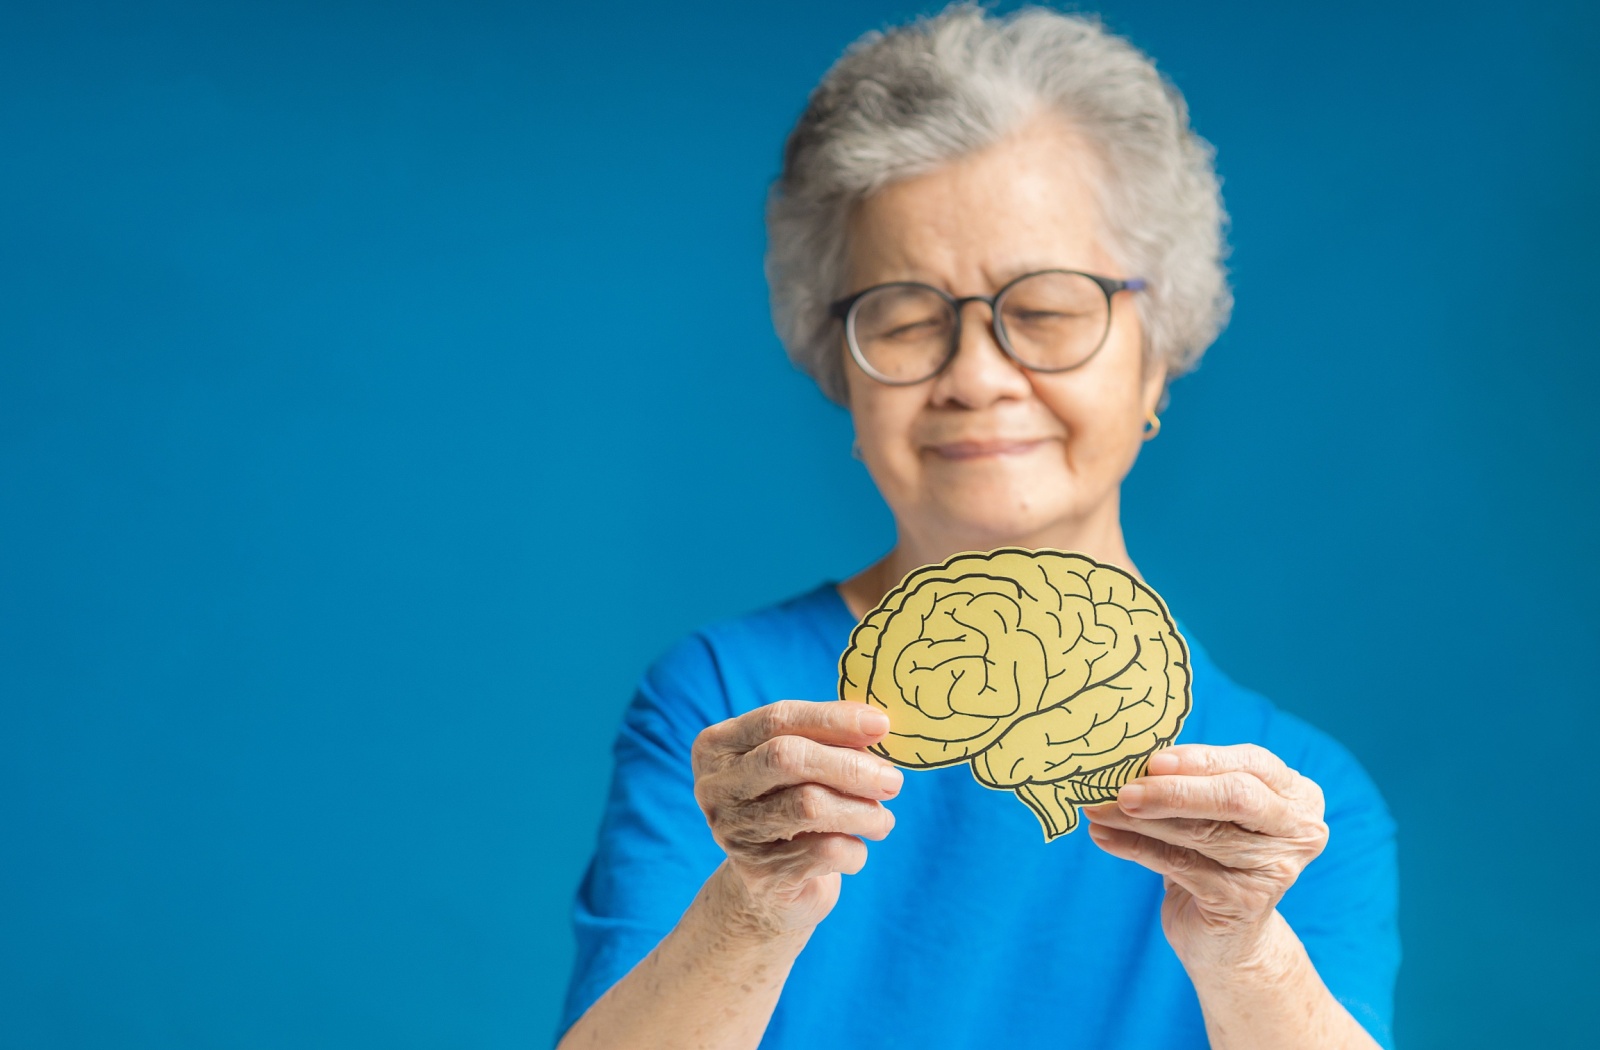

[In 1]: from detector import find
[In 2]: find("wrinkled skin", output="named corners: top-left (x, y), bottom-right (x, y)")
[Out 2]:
top-left (691, 700), bottom-right (902, 933)
top-left (1084, 743), bottom-right (1331, 970)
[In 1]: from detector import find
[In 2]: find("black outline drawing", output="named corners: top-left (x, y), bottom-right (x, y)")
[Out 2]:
top-left (837, 548), bottom-right (1193, 841)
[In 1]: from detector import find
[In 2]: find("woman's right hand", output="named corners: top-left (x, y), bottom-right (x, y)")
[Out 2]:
top-left (691, 700), bottom-right (902, 935)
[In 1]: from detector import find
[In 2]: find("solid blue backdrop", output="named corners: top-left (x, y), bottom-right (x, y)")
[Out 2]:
top-left (2, 1), bottom-right (1596, 1046)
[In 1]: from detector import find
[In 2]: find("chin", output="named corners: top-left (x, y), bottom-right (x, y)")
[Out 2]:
top-left (929, 497), bottom-right (1071, 550)
top-left (893, 464), bottom-right (1087, 549)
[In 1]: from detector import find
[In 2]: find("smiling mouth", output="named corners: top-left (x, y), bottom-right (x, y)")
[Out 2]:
top-left (926, 438), bottom-right (1051, 460)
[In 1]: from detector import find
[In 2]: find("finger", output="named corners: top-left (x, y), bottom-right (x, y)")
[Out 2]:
top-left (707, 700), bottom-right (891, 757)
top-left (1146, 743), bottom-right (1298, 795)
top-left (749, 832), bottom-right (870, 883)
top-left (1083, 806), bottom-right (1285, 869)
top-left (719, 783), bottom-right (896, 846)
top-left (1085, 823), bottom-right (1236, 903)
top-left (737, 733), bottom-right (904, 801)
top-left (1114, 771), bottom-right (1299, 835)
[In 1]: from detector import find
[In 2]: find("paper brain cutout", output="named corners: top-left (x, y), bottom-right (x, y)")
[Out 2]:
top-left (839, 548), bottom-right (1192, 840)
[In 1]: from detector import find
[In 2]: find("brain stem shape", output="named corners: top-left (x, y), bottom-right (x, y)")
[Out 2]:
top-left (839, 549), bottom-right (1192, 840)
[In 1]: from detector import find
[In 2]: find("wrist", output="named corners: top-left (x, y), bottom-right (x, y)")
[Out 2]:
top-left (704, 862), bottom-right (816, 950)
top-left (1179, 911), bottom-right (1303, 995)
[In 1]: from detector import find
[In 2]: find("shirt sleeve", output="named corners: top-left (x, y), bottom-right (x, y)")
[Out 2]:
top-left (554, 634), bottom-right (732, 1045)
top-left (1269, 714), bottom-right (1402, 1050)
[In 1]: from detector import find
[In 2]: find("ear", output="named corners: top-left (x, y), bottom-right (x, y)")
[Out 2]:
top-left (1140, 352), bottom-right (1169, 418)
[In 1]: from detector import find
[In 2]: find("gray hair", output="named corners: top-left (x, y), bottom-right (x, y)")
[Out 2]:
top-left (765, 4), bottom-right (1232, 404)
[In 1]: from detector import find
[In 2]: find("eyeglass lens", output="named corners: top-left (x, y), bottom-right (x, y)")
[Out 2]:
top-left (848, 271), bottom-right (1113, 383)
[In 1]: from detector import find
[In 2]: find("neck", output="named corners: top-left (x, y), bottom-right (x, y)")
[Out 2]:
top-left (839, 501), bottom-right (1140, 620)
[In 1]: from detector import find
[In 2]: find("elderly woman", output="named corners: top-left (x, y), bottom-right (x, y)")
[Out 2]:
top-left (556, 7), bottom-right (1398, 1049)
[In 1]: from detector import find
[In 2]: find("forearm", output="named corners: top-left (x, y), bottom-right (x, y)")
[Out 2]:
top-left (557, 862), bottom-right (811, 1050)
top-left (1184, 913), bottom-right (1380, 1050)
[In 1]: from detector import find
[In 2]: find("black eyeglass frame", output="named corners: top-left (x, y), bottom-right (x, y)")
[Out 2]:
top-left (828, 268), bottom-right (1147, 386)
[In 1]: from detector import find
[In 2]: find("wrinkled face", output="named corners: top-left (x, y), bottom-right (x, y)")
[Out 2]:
top-left (842, 116), bottom-right (1164, 552)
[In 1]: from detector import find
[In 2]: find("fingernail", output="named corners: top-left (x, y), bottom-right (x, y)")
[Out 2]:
top-left (878, 766), bottom-right (904, 795)
top-left (857, 708), bottom-right (889, 735)
top-left (1081, 803), bottom-right (1113, 820)
top-left (1086, 822), bottom-right (1111, 840)
top-left (1118, 784), bottom-right (1147, 811)
top-left (1147, 751), bottom-right (1179, 775)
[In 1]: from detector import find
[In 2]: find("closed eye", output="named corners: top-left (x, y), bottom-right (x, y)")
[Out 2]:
top-left (879, 319), bottom-right (946, 340)
top-left (1010, 309), bottom-right (1090, 323)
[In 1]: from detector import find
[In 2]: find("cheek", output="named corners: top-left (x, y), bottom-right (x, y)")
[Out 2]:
top-left (847, 382), bottom-right (922, 468)
top-left (1031, 374), bottom-right (1143, 465)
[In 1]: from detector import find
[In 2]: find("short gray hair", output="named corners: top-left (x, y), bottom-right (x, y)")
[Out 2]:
top-left (765, 4), bottom-right (1232, 404)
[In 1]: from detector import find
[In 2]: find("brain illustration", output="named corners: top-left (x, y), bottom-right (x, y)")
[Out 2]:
top-left (839, 548), bottom-right (1192, 840)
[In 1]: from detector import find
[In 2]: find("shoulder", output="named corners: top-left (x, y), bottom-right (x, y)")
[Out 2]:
top-left (1186, 636), bottom-right (1392, 827)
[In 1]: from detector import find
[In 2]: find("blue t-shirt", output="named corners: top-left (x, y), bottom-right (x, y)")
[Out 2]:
top-left (558, 584), bottom-right (1400, 1049)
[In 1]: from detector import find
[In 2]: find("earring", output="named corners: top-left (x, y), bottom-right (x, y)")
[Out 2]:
top-left (851, 438), bottom-right (864, 461)
top-left (1142, 412), bottom-right (1161, 441)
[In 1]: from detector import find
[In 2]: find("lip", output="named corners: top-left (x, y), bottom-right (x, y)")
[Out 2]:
top-left (925, 437), bottom-right (1052, 460)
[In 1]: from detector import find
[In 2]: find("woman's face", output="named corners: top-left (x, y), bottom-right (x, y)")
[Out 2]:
top-left (842, 116), bottom-right (1164, 555)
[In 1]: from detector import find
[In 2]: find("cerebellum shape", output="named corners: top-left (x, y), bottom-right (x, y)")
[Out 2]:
top-left (838, 548), bottom-right (1192, 840)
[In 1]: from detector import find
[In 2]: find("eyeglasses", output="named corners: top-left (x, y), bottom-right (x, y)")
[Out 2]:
top-left (830, 269), bottom-right (1146, 385)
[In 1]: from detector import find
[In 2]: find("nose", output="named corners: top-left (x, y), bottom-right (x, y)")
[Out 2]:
top-left (929, 298), bottom-right (1033, 408)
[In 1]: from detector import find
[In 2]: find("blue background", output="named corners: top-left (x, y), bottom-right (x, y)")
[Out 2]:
top-left (3, 1), bottom-right (1596, 1046)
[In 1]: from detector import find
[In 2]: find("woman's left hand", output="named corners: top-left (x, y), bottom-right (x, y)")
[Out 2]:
top-left (1083, 743), bottom-right (1328, 975)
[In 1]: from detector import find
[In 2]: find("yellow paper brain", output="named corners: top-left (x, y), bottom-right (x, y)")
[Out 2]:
top-left (839, 549), bottom-right (1192, 839)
